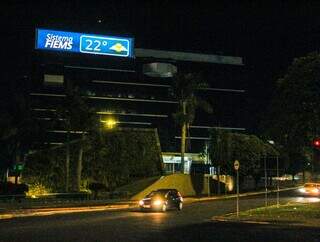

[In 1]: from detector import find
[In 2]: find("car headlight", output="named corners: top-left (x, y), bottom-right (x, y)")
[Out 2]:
top-left (139, 200), bottom-right (144, 206)
top-left (152, 200), bottom-right (163, 206)
top-left (299, 188), bottom-right (306, 193)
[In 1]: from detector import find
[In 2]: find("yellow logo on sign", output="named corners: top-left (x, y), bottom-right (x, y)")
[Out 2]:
top-left (109, 43), bottom-right (128, 53)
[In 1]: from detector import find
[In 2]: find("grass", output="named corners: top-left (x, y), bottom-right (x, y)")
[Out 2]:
top-left (226, 202), bottom-right (320, 226)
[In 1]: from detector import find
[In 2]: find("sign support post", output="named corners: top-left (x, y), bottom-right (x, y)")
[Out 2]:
top-left (234, 160), bottom-right (240, 218)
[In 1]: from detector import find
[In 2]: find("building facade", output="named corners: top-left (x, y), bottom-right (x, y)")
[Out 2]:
top-left (30, 29), bottom-right (245, 172)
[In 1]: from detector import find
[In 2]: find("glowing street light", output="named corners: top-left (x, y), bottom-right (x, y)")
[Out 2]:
top-left (102, 118), bottom-right (117, 129)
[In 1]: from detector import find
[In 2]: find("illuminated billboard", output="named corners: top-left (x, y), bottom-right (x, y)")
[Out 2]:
top-left (35, 28), bottom-right (134, 57)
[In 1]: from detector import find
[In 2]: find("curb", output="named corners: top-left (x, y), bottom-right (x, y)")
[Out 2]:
top-left (0, 203), bottom-right (136, 220)
top-left (212, 216), bottom-right (272, 225)
top-left (211, 215), bottom-right (319, 228)
top-left (182, 186), bottom-right (301, 204)
top-left (211, 217), bottom-right (320, 227)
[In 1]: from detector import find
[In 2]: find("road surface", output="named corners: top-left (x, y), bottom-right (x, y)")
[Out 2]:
top-left (0, 190), bottom-right (319, 242)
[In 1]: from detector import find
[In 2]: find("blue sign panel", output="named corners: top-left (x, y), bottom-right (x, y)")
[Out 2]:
top-left (35, 28), bottom-right (134, 58)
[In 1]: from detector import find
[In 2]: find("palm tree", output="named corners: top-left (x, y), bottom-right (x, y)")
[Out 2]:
top-left (170, 72), bottom-right (213, 173)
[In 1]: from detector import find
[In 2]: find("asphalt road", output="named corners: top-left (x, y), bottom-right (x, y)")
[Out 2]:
top-left (0, 189), bottom-right (319, 242)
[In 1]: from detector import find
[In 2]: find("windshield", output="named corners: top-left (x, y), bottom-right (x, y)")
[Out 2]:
top-left (304, 183), bottom-right (317, 188)
top-left (146, 190), bottom-right (167, 198)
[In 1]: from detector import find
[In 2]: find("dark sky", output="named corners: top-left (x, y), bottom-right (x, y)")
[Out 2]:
top-left (2, 1), bottom-right (320, 132)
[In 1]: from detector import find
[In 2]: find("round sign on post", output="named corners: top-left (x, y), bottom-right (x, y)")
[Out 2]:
top-left (234, 160), bottom-right (240, 170)
top-left (234, 159), bottom-right (240, 218)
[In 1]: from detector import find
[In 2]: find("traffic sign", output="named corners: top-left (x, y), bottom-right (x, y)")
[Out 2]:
top-left (234, 160), bottom-right (240, 170)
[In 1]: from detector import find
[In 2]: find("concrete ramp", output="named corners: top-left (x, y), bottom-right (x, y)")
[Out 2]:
top-left (131, 174), bottom-right (198, 200)
top-left (131, 173), bottom-right (234, 201)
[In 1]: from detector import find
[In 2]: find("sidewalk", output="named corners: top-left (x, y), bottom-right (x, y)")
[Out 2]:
top-left (0, 186), bottom-right (301, 220)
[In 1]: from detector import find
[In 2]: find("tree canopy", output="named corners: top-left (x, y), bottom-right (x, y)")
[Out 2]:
top-left (209, 129), bottom-right (278, 177)
top-left (263, 52), bottom-right (320, 176)
top-left (266, 52), bottom-right (320, 145)
top-left (23, 129), bottom-right (163, 192)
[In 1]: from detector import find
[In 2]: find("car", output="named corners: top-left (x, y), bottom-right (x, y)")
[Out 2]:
top-left (299, 183), bottom-right (320, 196)
top-left (138, 189), bottom-right (183, 212)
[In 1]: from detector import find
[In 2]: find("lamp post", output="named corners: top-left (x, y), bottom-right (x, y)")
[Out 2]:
top-left (268, 140), bottom-right (280, 208)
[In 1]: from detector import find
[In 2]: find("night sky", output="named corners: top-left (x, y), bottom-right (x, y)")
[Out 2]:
top-left (2, 1), bottom-right (320, 133)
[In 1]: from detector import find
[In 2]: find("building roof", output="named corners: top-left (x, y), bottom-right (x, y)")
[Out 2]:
top-left (135, 48), bottom-right (243, 65)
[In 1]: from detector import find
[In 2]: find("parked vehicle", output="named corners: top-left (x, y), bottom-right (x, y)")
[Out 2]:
top-left (139, 189), bottom-right (183, 212)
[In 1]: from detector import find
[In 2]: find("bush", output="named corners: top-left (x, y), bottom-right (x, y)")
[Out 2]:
top-left (0, 182), bottom-right (28, 195)
top-left (88, 182), bottom-right (107, 199)
top-left (26, 182), bottom-right (51, 197)
top-left (15, 183), bottom-right (29, 194)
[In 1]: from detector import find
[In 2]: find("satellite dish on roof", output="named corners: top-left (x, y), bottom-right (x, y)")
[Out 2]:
top-left (143, 62), bottom-right (177, 78)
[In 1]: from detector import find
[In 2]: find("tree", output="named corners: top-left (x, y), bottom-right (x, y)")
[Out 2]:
top-left (23, 148), bottom-right (65, 192)
top-left (55, 86), bottom-right (95, 192)
top-left (170, 72), bottom-right (212, 173)
top-left (83, 129), bottom-right (163, 191)
top-left (22, 124), bottom-right (163, 193)
top-left (263, 52), bottom-right (320, 178)
top-left (209, 131), bottom-right (279, 188)
top-left (210, 129), bottom-right (232, 194)
top-left (0, 77), bottom-right (43, 183)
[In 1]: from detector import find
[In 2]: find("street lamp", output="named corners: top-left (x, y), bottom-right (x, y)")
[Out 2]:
top-left (103, 118), bottom-right (117, 129)
top-left (100, 117), bottom-right (118, 130)
top-left (268, 140), bottom-right (280, 208)
top-left (268, 140), bottom-right (275, 145)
